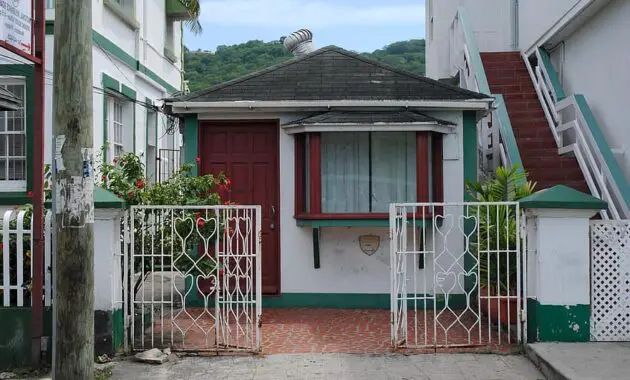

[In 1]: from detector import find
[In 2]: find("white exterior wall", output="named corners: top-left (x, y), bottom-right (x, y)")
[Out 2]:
top-left (517, 0), bottom-right (580, 50)
top-left (42, 0), bottom-right (183, 170)
top-left (549, 0), bottom-right (630, 180)
top-left (426, 0), bottom-right (515, 80)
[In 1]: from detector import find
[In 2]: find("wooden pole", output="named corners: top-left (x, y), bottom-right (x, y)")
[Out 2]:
top-left (31, 0), bottom-right (46, 367)
top-left (52, 0), bottom-right (94, 378)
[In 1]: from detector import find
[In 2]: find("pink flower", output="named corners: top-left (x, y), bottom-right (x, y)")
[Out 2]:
top-left (27, 191), bottom-right (33, 198)
top-left (195, 157), bottom-right (201, 164)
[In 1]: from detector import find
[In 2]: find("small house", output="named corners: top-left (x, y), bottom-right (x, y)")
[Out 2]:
top-left (163, 30), bottom-right (493, 308)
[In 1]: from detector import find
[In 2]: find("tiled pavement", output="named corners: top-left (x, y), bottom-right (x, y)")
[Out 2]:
top-left (107, 353), bottom-right (544, 380)
top-left (136, 308), bottom-right (517, 354)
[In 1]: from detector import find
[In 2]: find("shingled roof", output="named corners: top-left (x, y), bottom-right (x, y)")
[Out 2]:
top-left (173, 46), bottom-right (491, 103)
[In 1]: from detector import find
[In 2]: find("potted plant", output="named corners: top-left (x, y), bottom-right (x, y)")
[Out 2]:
top-left (466, 164), bottom-right (536, 326)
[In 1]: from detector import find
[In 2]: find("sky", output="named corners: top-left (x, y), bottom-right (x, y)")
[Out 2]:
top-left (184, 0), bottom-right (426, 53)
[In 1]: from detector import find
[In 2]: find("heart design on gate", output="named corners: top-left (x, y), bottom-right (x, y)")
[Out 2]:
top-left (458, 215), bottom-right (478, 238)
top-left (435, 271), bottom-right (457, 294)
top-left (434, 214), bottom-right (454, 235)
top-left (458, 271), bottom-right (478, 296)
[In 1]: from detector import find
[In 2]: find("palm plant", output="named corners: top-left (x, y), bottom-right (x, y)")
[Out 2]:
top-left (466, 164), bottom-right (536, 295)
top-left (178, 0), bottom-right (202, 34)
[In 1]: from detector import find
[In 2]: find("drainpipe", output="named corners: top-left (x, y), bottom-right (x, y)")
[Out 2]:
top-left (512, 0), bottom-right (519, 50)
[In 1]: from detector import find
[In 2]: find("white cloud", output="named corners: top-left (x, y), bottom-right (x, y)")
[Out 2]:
top-left (199, 0), bottom-right (425, 27)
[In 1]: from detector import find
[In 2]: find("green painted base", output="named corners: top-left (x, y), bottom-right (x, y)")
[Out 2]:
top-left (186, 293), bottom-right (469, 310)
top-left (527, 299), bottom-right (590, 342)
top-left (0, 307), bottom-right (52, 370)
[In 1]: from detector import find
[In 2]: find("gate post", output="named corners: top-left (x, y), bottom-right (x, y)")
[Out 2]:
top-left (92, 188), bottom-right (127, 355)
top-left (520, 185), bottom-right (606, 343)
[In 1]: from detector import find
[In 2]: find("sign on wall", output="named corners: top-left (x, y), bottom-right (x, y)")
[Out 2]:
top-left (0, 0), bottom-right (33, 54)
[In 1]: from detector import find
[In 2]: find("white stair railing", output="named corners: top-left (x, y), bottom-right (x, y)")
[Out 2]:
top-left (523, 49), bottom-right (630, 219)
top-left (450, 7), bottom-right (524, 181)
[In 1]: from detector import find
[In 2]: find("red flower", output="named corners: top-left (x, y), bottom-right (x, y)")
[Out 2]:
top-left (101, 175), bottom-right (107, 181)
top-left (127, 191), bottom-right (134, 199)
top-left (113, 158), bottom-right (118, 164)
top-left (135, 180), bottom-right (144, 189)
top-left (27, 191), bottom-right (33, 198)
top-left (195, 156), bottom-right (201, 164)
top-left (195, 212), bottom-right (201, 218)
top-left (197, 218), bottom-right (205, 228)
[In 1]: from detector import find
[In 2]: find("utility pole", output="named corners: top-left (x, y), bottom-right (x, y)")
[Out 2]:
top-left (52, 0), bottom-right (95, 378)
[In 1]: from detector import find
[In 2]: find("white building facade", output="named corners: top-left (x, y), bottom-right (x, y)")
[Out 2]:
top-left (426, 0), bottom-right (630, 219)
top-left (0, 0), bottom-right (188, 208)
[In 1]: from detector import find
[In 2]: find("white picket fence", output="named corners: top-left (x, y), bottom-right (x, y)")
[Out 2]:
top-left (1, 209), bottom-right (53, 307)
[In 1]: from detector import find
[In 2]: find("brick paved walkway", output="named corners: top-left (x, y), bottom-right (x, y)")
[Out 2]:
top-left (137, 308), bottom-right (517, 354)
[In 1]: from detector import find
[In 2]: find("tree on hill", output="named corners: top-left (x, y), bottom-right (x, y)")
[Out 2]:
top-left (184, 39), bottom-right (426, 92)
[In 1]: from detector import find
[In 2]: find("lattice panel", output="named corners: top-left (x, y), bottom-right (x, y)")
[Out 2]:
top-left (591, 220), bottom-right (630, 341)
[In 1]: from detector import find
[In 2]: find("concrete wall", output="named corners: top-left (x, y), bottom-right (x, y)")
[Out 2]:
top-left (549, 0), bottom-right (630, 180)
top-left (426, 0), bottom-right (515, 80)
top-left (518, 0), bottom-right (580, 50)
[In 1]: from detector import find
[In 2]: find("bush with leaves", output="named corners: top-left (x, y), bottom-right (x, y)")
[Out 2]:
top-left (466, 164), bottom-right (536, 295)
top-left (97, 148), bottom-right (233, 296)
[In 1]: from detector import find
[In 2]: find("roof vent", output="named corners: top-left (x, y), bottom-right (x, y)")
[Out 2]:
top-left (283, 28), bottom-right (314, 57)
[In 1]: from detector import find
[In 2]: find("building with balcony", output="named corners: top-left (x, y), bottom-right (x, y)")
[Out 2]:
top-left (0, 0), bottom-right (189, 208)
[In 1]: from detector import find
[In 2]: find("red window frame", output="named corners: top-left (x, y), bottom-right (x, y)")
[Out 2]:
top-left (294, 131), bottom-right (444, 220)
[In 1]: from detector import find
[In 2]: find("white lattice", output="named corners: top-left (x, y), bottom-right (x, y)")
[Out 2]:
top-left (591, 220), bottom-right (630, 341)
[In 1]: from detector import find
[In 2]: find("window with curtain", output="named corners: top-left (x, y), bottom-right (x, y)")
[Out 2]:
top-left (0, 81), bottom-right (26, 191)
top-left (321, 132), bottom-right (416, 213)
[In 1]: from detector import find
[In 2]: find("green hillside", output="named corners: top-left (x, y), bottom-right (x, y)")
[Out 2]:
top-left (184, 39), bottom-right (426, 92)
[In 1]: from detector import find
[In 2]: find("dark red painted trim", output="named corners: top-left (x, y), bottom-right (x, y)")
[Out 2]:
top-left (294, 134), bottom-right (305, 215)
top-left (416, 132), bottom-right (430, 203)
top-left (308, 133), bottom-right (322, 214)
top-left (31, 0), bottom-right (45, 366)
top-left (432, 133), bottom-right (444, 215)
top-left (296, 212), bottom-right (433, 220)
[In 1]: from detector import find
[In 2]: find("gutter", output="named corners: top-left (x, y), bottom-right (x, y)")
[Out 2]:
top-left (168, 99), bottom-right (495, 113)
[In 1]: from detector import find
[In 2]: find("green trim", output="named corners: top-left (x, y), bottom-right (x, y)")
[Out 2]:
top-left (102, 73), bottom-right (120, 93)
top-left (520, 185), bottom-right (607, 210)
top-left (0, 308), bottom-right (52, 369)
top-left (457, 7), bottom-right (491, 96)
top-left (121, 84), bottom-right (136, 100)
top-left (263, 293), bottom-right (468, 309)
top-left (574, 95), bottom-right (630, 209)
top-left (166, 0), bottom-right (195, 20)
top-left (463, 110), bottom-right (477, 292)
top-left (45, 23), bottom-right (179, 94)
top-left (538, 48), bottom-right (566, 101)
top-left (528, 300), bottom-right (590, 342)
top-left (45, 187), bottom-right (126, 209)
top-left (112, 308), bottom-right (124, 351)
top-left (493, 94), bottom-right (525, 183)
top-left (0, 65), bottom-right (35, 203)
top-left (0, 194), bottom-right (31, 205)
top-left (184, 115), bottom-right (198, 176)
top-left (103, 0), bottom-right (140, 30)
top-left (296, 219), bottom-right (427, 227)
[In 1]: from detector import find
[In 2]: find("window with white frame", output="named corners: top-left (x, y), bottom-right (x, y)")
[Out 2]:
top-left (0, 80), bottom-right (26, 191)
top-left (106, 95), bottom-right (133, 162)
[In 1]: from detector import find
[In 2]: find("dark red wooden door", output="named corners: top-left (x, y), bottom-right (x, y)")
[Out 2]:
top-left (199, 121), bottom-right (280, 294)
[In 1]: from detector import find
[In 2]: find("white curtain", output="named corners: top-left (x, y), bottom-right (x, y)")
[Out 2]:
top-left (321, 132), bottom-right (416, 213)
top-left (321, 132), bottom-right (370, 212)
top-left (371, 132), bottom-right (416, 212)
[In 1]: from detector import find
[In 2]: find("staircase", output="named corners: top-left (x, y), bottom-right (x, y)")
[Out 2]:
top-left (480, 52), bottom-right (588, 193)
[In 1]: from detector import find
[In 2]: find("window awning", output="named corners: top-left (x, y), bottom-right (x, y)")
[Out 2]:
top-left (0, 86), bottom-right (21, 111)
top-left (282, 111), bottom-right (457, 134)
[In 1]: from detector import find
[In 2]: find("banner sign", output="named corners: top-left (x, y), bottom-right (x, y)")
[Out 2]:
top-left (0, 0), bottom-right (33, 55)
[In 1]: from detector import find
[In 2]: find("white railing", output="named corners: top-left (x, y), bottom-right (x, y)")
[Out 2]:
top-left (523, 49), bottom-right (630, 219)
top-left (450, 7), bottom-right (523, 179)
top-left (1, 209), bottom-right (53, 307)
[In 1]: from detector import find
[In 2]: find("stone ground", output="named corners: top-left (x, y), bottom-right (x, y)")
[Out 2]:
top-left (108, 353), bottom-right (545, 380)
top-left (526, 342), bottom-right (630, 380)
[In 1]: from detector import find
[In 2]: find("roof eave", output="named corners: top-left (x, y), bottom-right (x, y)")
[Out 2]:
top-left (168, 99), bottom-right (494, 114)
top-left (282, 122), bottom-right (456, 135)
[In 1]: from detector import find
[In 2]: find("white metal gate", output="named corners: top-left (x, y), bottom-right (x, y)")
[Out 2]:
top-left (124, 205), bottom-right (262, 352)
top-left (591, 220), bottom-right (630, 341)
top-left (390, 202), bottom-right (524, 348)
